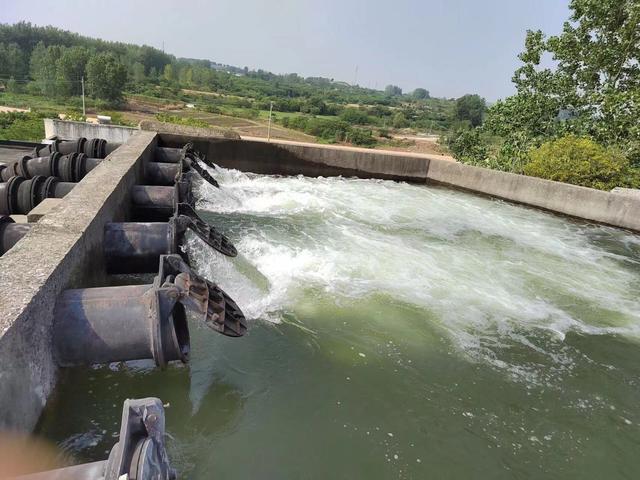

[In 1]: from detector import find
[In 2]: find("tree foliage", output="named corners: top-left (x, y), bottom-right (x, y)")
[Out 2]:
top-left (525, 136), bottom-right (640, 190)
top-left (86, 52), bottom-right (127, 102)
top-left (412, 88), bottom-right (429, 99)
top-left (454, 94), bottom-right (486, 127)
top-left (451, 0), bottom-right (640, 188)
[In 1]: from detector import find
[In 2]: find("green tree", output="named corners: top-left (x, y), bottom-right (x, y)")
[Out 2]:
top-left (86, 52), bottom-right (127, 102)
top-left (454, 94), bottom-right (486, 127)
top-left (163, 63), bottom-right (175, 82)
top-left (385, 84), bottom-right (402, 96)
top-left (55, 46), bottom-right (89, 96)
top-left (412, 88), bottom-right (429, 99)
top-left (131, 62), bottom-right (146, 83)
top-left (0, 42), bottom-right (26, 78)
top-left (29, 42), bottom-right (61, 96)
top-left (392, 112), bottom-right (408, 128)
top-left (485, 0), bottom-right (640, 163)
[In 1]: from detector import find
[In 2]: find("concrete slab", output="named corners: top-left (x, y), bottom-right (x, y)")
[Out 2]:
top-left (26, 198), bottom-right (63, 222)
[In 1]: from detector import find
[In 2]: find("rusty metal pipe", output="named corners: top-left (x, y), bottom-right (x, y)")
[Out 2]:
top-left (131, 185), bottom-right (176, 220)
top-left (0, 176), bottom-right (75, 215)
top-left (145, 162), bottom-right (180, 185)
top-left (54, 282), bottom-right (190, 367)
top-left (154, 147), bottom-right (183, 163)
top-left (104, 222), bottom-right (175, 273)
top-left (0, 215), bottom-right (31, 255)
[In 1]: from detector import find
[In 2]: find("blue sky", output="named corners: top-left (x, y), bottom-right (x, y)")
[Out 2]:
top-left (2, 0), bottom-right (570, 100)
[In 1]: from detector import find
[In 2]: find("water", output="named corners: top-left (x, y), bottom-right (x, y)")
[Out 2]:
top-left (37, 169), bottom-right (640, 479)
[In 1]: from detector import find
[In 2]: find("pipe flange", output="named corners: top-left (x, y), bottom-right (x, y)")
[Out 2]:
top-left (16, 155), bottom-right (31, 179)
top-left (48, 139), bottom-right (61, 154)
top-left (96, 138), bottom-right (107, 158)
top-left (76, 137), bottom-right (87, 154)
top-left (49, 151), bottom-right (61, 177)
top-left (28, 175), bottom-right (46, 209)
top-left (74, 153), bottom-right (87, 182)
top-left (6, 176), bottom-right (24, 215)
top-left (42, 176), bottom-right (59, 199)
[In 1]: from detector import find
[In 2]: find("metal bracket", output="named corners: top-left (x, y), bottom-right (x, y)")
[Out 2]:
top-left (178, 143), bottom-right (220, 188)
top-left (156, 255), bottom-right (247, 337)
top-left (184, 156), bottom-right (220, 188)
top-left (171, 203), bottom-right (237, 257)
top-left (103, 398), bottom-right (176, 480)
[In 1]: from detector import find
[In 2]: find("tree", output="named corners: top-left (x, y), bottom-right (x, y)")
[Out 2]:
top-left (455, 94), bottom-right (486, 127)
top-left (412, 88), bottom-right (429, 99)
top-left (486, 0), bottom-right (640, 163)
top-left (392, 112), bottom-right (408, 128)
top-left (29, 42), bottom-right (61, 96)
top-left (56, 46), bottom-right (89, 96)
top-left (86, 52), bottom-right (127, 102)
top-left (385, 84), bottom-right (402, 96)
top-left (131, 62), bottom-right (146, 83)
top-left (163, 63), bottom-right (175, 82)
top-left (0, 42), bottom-right (27, 78)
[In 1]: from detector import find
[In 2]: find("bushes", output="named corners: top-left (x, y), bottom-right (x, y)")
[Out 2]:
top-left (524, 136), bottom-right (640, 190)
top-left (155, 113), bottom-right (210, 129)
top-left (0, 111), bottom-right (47, 141)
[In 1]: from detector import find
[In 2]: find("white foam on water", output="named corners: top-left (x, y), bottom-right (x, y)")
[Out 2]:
top-left (190, 167), bottom-right (640, 381)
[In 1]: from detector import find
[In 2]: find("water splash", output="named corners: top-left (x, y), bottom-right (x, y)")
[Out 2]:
top-left (190, 167), bottom-right (640, 382)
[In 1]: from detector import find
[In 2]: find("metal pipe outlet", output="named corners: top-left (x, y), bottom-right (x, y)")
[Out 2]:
top-left (54, 254), bottom-right (247, 367)
top-left (131, 185), bottom-right (178, 220)
top-left (104, 207), bottom-right (237, 272)
top-left (0, 215), bottom-right (31, 255)
top-left (0, 153), bottom-right (104, 183)
top-left (146, 162), bottom-right (181, 185)
top-left (16, 397), bottom-right (176, 480)
top-left (154, 147), bottom-right (183, 163)
top-left (54, 282), bottom-right (190, 367)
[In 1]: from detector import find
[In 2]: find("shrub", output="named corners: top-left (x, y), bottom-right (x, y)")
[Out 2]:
top-left (155, 113), bottom-right (210, 129)
top-left (0, 111), bottom-right (47, 141)
top-left (524, 136), bottom-right (640, 190)
top-left (445, 128), bottom-right (488, 165)
top-left (349, 128), bottom-right (376, 147)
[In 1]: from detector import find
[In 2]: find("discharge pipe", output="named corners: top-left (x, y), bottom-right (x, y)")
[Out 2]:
top-left (0, 153), bottom-right (103, 183)
top-left (15, 397), bottom-right (176, 480)
top-left (53, 254), bottom-right (246, 367)
top-left (0, 176), bottom-right (74, 215)
top-left (0, 215), bottom-right (30, 255)
top-left (31, 137), bottom-right (117, 159)
top-left (105, 203), bottom-right (237, 272)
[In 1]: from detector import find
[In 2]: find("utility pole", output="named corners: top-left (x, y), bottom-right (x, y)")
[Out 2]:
top-left (267, 101), bottom-right (273, 142)
top-left (81, 76), bottom-right (86, 118)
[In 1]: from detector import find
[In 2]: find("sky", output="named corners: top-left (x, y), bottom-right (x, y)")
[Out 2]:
top-left (1, 0), bottom-right (571, 100)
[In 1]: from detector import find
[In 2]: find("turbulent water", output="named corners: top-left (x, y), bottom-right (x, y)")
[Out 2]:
top-left (38, 168), bottom-right (640, 479)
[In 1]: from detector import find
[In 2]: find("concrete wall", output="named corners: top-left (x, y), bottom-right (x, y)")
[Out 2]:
top-left (159, 135), bottom-right (640, 232)
top-left (0, 131), bottom-right (157, 431)
top-left (44, 118), bottom-right (138, 143)
top-left (426, 158), bottom-right (640, 232)
top-left (160, 135), bottom-right (430, 182)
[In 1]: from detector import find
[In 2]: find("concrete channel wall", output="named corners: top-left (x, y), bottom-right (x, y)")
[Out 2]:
top-left (44, 118), bottom-right (139, 143)
top-left (0, 131), bottom-right (156, 430)
top-left (160, 134), bottom-right (640, 232)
